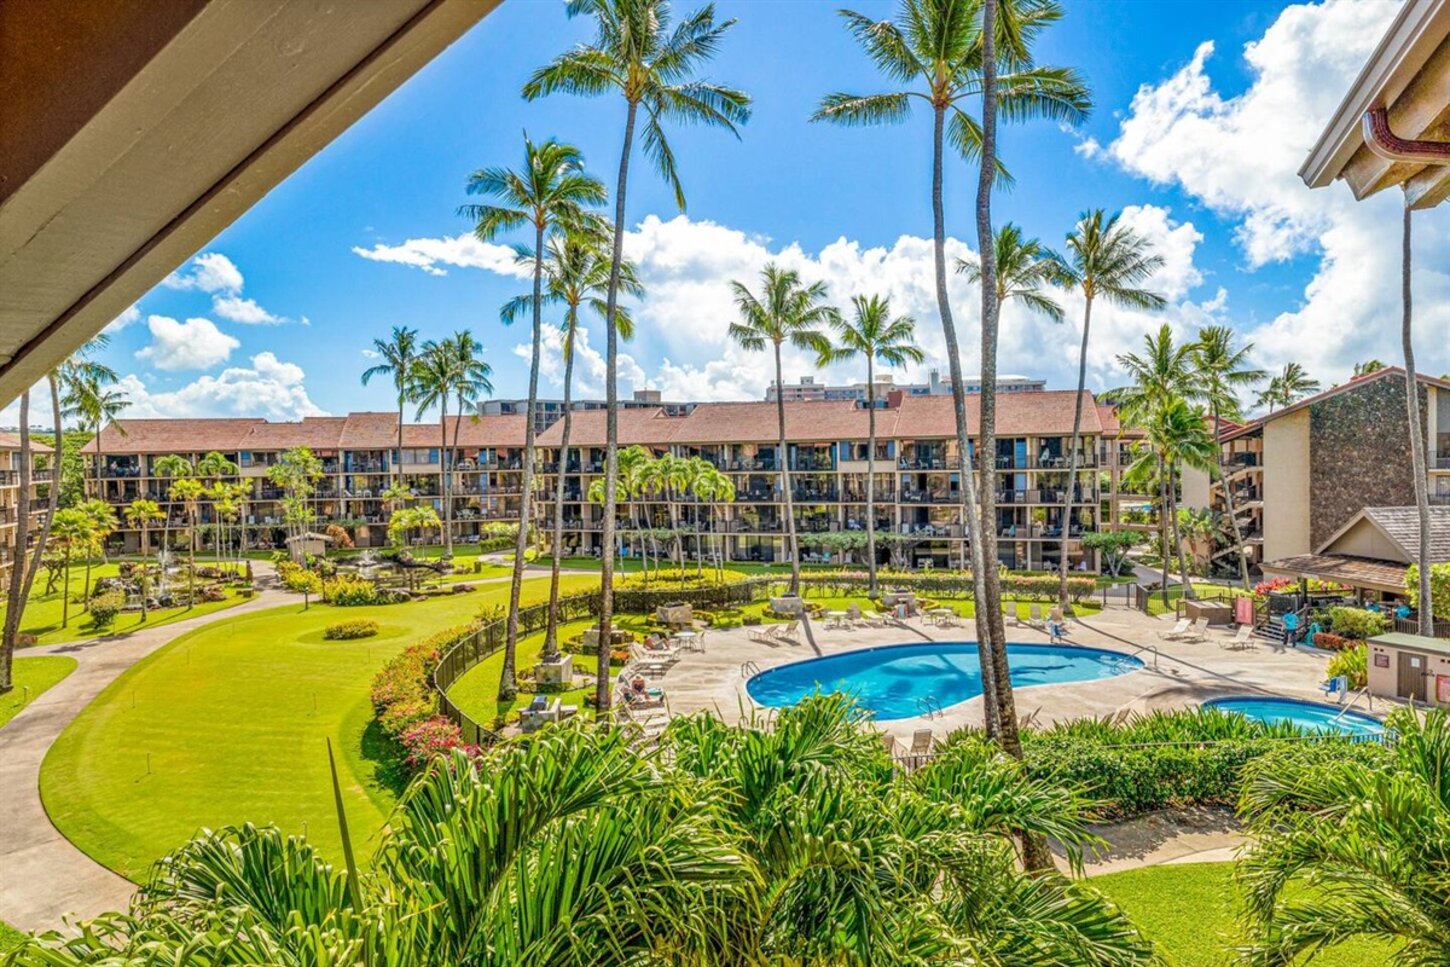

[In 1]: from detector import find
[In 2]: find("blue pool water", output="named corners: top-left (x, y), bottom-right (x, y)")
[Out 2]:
top-left (745, 642), bottom-right (1143, 720)
top-left (1202, 697), bottom-right (1385, 737)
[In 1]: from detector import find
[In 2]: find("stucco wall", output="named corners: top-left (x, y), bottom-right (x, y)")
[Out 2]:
top-left (1180, 465), bottom-right (1211, 511)
top-left (1263, 409), bottom-right (1311, 560)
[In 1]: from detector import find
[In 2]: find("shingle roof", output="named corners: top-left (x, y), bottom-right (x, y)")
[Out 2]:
top-left (1260, 553), bottom-right (1410, 592)
top-left (1258, 367), bottom-right (1450, 424)
top-left (537, 390), bottom-right (1103, 447)
top-left (1360, 506), bottom-right (1450, 564)
top-left (0, 432), bottom-right (51, 452)
top-left (83, 412), bottom-right (531, 454)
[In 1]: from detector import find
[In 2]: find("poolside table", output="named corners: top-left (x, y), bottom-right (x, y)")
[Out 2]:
top-left (825, 611), bottom-right (849, 629)
top-left (672, 630), bottom-right (702, 652)
top-left (929, 608), bottom-right (956, 627)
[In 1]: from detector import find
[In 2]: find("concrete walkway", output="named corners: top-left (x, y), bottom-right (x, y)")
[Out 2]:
top-left (0, 574), bottom-right (293, 933)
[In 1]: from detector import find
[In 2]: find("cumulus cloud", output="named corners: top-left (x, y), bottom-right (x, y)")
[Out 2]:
top-left (162, 252), bottom-right (244, 294)
top-left (103, 303), bottom-right (141, 334)
top-left (134, 315), bottom-right (240, 371)
top-left (515, 325), bottom-right (649, 400)
top-left (213, 295), bottom-right (283, 325)
top-left (115, 352), bottom-right (326, 421)
top-left (351, 233), bottom-right (530, 278)
top-left (1094, 0), bottom-right (1450, 382)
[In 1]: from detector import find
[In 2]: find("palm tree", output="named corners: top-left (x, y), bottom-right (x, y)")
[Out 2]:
top-left (958, 222), bottom-right (1066, 324)
top-left (361, 325), bottom-right (420, 491)
top-left (1400, 203), bottom-right (1434, 636)
top-left (1353, 358), bottom-right (1387, 377)
top-left (815, 0), bottom-right (1089, 748)
top-left (196, 451), bottom-right (240, 568)
top-left (124, 498), bottom-right (165, 620)
top-left (1053, 210), bottom-right (1166, 612)
top-left (527, 0), bottom-right (750, 717)
top-left (728, 265), bottom-right (837, 594)
top-left (1110, 324), bottom-right (1200, 603)
top-left (692, 462), bottom-right (735, 583)
top-left (531, 230), bottom-right (641, 659)
top-left (1123, 398), bottom-right (1215, 609)
top-left (1238, 706), bottom-right (1450, 964)
top-left (153, 454), bottom-right (194, 560)
top-left (464, 136), bottom-right (605, 699)
top-left (169, 476), bottom-right (205, 606)
top-left (818, 295), bottom-right (922, 597)
top-left (62, 372), bottom-right (130, 498)
top-left (77, 498), bottom-right (116, 610)
top-left (408, 341), bottom-right (460, 556)
top-left (48, 508), bottom-right (93, 629)
top-left (1255, 362), bottom-right (1320, 412)
top-left (1191, 325), bottom-right (1265, 590)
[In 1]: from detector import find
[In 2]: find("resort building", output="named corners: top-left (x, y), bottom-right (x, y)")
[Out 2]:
top-left (766, 371), bottom-right (1046, 402)
top-left (536, 389), bottom-right (1136, 571)
top-left (81, 413), bottom-right (529, 553)
top-left (0, 433), bottom-right (51, 582)
top-left (1183, 368), bottom-right (1450, 574)
top-left (481, 389), bottom-right (692, 433)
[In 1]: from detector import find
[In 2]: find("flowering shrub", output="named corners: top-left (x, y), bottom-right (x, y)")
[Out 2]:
top-left (277, 562), bottom-right (322, 595)
top-left (1312, 632), bottom-right (1349, 651)
top-left (1253, 575), bottom-right (1350, 597)
top-left (369, 624), bottom-right (475, 773)
top-left (1327, 606), bottom-right (1390, 640)
top-left (324, 575), bottom-right (380, 606)
top-left (323, 618), bottom-right (380, 640)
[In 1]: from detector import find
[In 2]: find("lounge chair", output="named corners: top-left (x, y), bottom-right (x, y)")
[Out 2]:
top-left (1158, 618), bottom-right (1192, 640)
top-left (747, 626), bottom-right (777, 644)
top-left (1027, 604), bottom-right (1046, 630)
top-left (1220, 625), bottom-right (1254, 650)
top-left (772, 620), bottom-right (801, 644)
top-left (881, 733), bottom-right (900, 757)
top-left (1178, 618), bottom-right (1208, 643)
top-left (860, 610), bottom-right (886, 628)
top-left (846, 604), bottom-right (864, 626)
top-left (910, 729), bottom-right (934, 756)
top-left (629, 646), bottom-right (675, 675)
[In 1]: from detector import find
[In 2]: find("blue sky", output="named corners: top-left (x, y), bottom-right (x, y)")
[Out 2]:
top-left (82, 0), bottom-right (1448, 423)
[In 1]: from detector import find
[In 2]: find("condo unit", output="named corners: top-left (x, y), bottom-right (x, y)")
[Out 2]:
top-left (0, 433), bottom-right (53, 582)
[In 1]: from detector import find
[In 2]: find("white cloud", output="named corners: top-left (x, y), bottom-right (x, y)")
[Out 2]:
top-left (103, 303), bottom-right (141, 334)
top-left (1095, 0), bottom-right (1450, 383)
top-left (212, 295), bottom-right (285, 325)
top-left (162, 252), bottom-right (244, 294)
top-left (351, 233), bottom-right (529, 278)
top-left (134, 315), bottom-right (239, 371)
top-left (115, 352), bottom-right (326, 421)
top-left (514, 325), bottom-right (648, 399)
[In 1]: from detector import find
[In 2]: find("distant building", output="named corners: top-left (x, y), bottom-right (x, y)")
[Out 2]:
top-left (766, 370), bottom-right (1046, 402)
top-left (480, 389), bottom-right (693, 433)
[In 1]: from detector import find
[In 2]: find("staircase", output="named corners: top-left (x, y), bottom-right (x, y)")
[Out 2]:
top-left (1252, 614), bottom-right (1285, 646)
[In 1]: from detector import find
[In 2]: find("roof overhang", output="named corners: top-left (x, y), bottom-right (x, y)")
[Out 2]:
top-left (1260, 553), bottom-right (1409, 595)
top-left (0, 0), bottom-right (498, 406)
top-left (1299, 0), bottom-right (1450, 209)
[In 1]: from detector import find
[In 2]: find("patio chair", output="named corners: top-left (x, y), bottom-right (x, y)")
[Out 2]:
top-left (910, 729), bottom-right (934, 756)
top-left (860, 610), bottom-right (886, 628)
top-left (1027, 604), bottom-right (1046, 630)
top-left (846, 603), bottom-right (864, 626)
top-left (1158, 618), bottom-right (1192, 640)
top-left (1177, 618), bottom-right (1208, 643)
top-left (1220, 625), bottom-right (1254, 650)
top-left (772, 620), bottom-right (801, 644)
top-left (881, 732), bottom-right (900, 757)
top-left (640, 638), bottom-right (681, 660)
top-left (629, 646), bottom-right (675, 675)
top-left (747, 626), bottom-right (778, 644)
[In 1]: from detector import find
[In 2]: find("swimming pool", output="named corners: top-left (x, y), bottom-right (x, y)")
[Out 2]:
top-left (745, 642), bottom-right (1143, 720)
top-left (1201, 696), bottom-right (1385, 738)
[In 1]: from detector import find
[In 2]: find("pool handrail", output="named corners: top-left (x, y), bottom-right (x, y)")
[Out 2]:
top-left (1332, 687), bottom-right (1374, 722)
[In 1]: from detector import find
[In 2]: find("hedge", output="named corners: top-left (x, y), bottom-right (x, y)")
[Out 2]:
top-left (795, 570), bottom-right (1095, 602)
top-left (323, 619), bottom-right (379, 640)
top-left (370, 624), bottom-right (477, 770)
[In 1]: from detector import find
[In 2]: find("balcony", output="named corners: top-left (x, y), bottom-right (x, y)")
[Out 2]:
top-left (1432, 494), bottom-right (1450, 506)
top-left (900, 489), bottom-right (957, 504)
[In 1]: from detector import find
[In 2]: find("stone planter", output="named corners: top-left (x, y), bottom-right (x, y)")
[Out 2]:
top-left (656, 602), bottom-right (693, 627)
top-left (1184, 599), bottom-right (1233, 626)
top-left (534, 653), bottom-right (574, 685)
top-left (582, 627), bottom-right (634, 649)
top-left (769, 595), bottom-right (805, 615)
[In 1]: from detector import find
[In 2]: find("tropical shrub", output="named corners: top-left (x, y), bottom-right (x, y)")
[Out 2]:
top-left (369, 624), bottom-right (474, 773)
top-left (1312, 631), bottom-right (1349, 651)
top-left (88, 589), bottom-right (125, 630)
top-left (323, 618), bottom-right (380, 640)
top-left (323, 574), bottom-right (380, 606)
top-left (199, 584), bottom-right (227, 603)
top-left (1326, 643), bottom-right (1368, 688)
top-left (324, 522), bottom-right (354, 549)
top-left (1326, 605), bottom-right (1390, 640)
top-left (1405, 561), bottom-right (1450, 619)
top-left (1081, 529), bottom-right (1138, 577)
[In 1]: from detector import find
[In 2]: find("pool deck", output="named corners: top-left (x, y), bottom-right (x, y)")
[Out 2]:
top-left (643, 605), bottom-right (1385, 743)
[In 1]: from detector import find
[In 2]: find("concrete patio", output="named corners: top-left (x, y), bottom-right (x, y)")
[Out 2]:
top-left (640, 605), bottom-right (1376, 743)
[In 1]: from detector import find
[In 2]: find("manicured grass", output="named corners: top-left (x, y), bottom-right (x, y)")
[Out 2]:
top-left (0, 920), bottom-right (27, 953)
top-left (446, 617), bottom-right (608, 727)
top-left (17, 560), bottom-right (247, 646)
top-left (0, 656), bottom-right (77, 730)
top-left (40, 574), bottom-right (598, 881)
top-left (1092, 862), bottom-right (1392, 966)
top-left (1143, 583), bottom-right (1252, 618)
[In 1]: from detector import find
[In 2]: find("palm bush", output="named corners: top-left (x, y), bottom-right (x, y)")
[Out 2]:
top-left (1237, 707), bottom-right (1450, 964)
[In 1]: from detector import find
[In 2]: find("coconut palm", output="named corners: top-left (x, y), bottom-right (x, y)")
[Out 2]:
top-left (1191, 326), bottom-right (1265, 590)
top-left (153, 454), bottom-right (194, 558)
top-left (1110, 324), bottom-right (1201, 603)
top-left (1237, 707), bottom-right (1450, 964)
top-left (1053, 210), bottom-right (1166, 612)
top-left (816, 0), bottom-right (1089, 748)
top-left (169, 476), bottom-right (205, 606)
top-left (464, 136), bottom-right (606, 699)
top-left (1353, 358), bottom-right (1387, 377)
top-left (124, 498), bottom-right (165, 620)
top-left (1122, 398), bottom-right (1216, 609)
top-left (958, 223), bottom-right (1067, 325)
top-left (728, 265), bottom-right (837, 594)
top-left (1254, 362), bottom-right (1320, 413)
top-left (1399, 204), bottom-right (1434, 636)
top-left (530, 230), bottom-right (642, 659)
top-left (361, 325), bottom-right (421, 491)
top-left (526, 0), bottom-right (750, 717)
top-left (692, 462), bottom-right (736, 583)
top-left (818, 294), bottom-right (922, 597)
top-left (77, 498), bottom-right (116, 610)
top-left (62, 371), bottom-right (130, 497)
top-left (196, 452), bottom-right (240, 567)
top-left (408, 342), bottom-right (460, 555)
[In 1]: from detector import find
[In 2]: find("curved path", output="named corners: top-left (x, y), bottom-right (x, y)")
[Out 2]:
top-left (0, 570), bottom-right (292, 933)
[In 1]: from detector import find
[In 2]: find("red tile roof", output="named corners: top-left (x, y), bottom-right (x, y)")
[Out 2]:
top-left (83, 412), bottom-right (531, 454)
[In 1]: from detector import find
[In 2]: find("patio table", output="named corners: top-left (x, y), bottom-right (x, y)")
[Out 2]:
top-left (825, 610), bottom-right (849, 629)
top-left (929, 608), bottom-right (955, 627)
top-left (672, 631), bottom-right (702, 652)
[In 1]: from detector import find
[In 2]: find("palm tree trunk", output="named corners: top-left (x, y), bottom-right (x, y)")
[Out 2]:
top-left (1169, 469), bottom-right (1193, 601)
top-left (1401, 199), bottom-right (1434, 636)
top-left (596, 98), bottom-right (639, 719)
top-left (1, 392), bottom-right (32, 692)
top-left (543, 311), bottom-right (578, 661)
top-left (932, 101), bottom-right (1003, 742)
top-left (61, 549), bottom-right (71, 628)
top-left (438, 401), bottom-right (451, 558)
top-left (774, 343), bottom-right (800, 594)
top-left (139, 523), bottom-right (149, 620)
top-left (1158, 455), bottom-right (1171, 607)
top-left (502, 223), bottom-right (547, 700)
top-left (1213, 405), bottom-right (1252, 590)
top-left (22, 375), bottom-right (63, 609)
top-left (866, 356), bottom-right (878, 598)
top-left (1059, 297), bottom-right (1093, 614)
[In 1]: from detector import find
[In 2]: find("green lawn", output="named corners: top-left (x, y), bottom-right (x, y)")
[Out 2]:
top-left (1092, 862), bottom-right (1392, 966)
top-left (0, 921), bottom-right (26, 954)
top-left (0, 655), bottom-right (77, 730)
top-left (446, 618), bottom-right (606, 727)
top-left (1143, 583), bottom-right (1252, 618)
top-left (40, 573), bottom-right (597, 881)
top-left (14, 560), bottom-right (247, 647)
